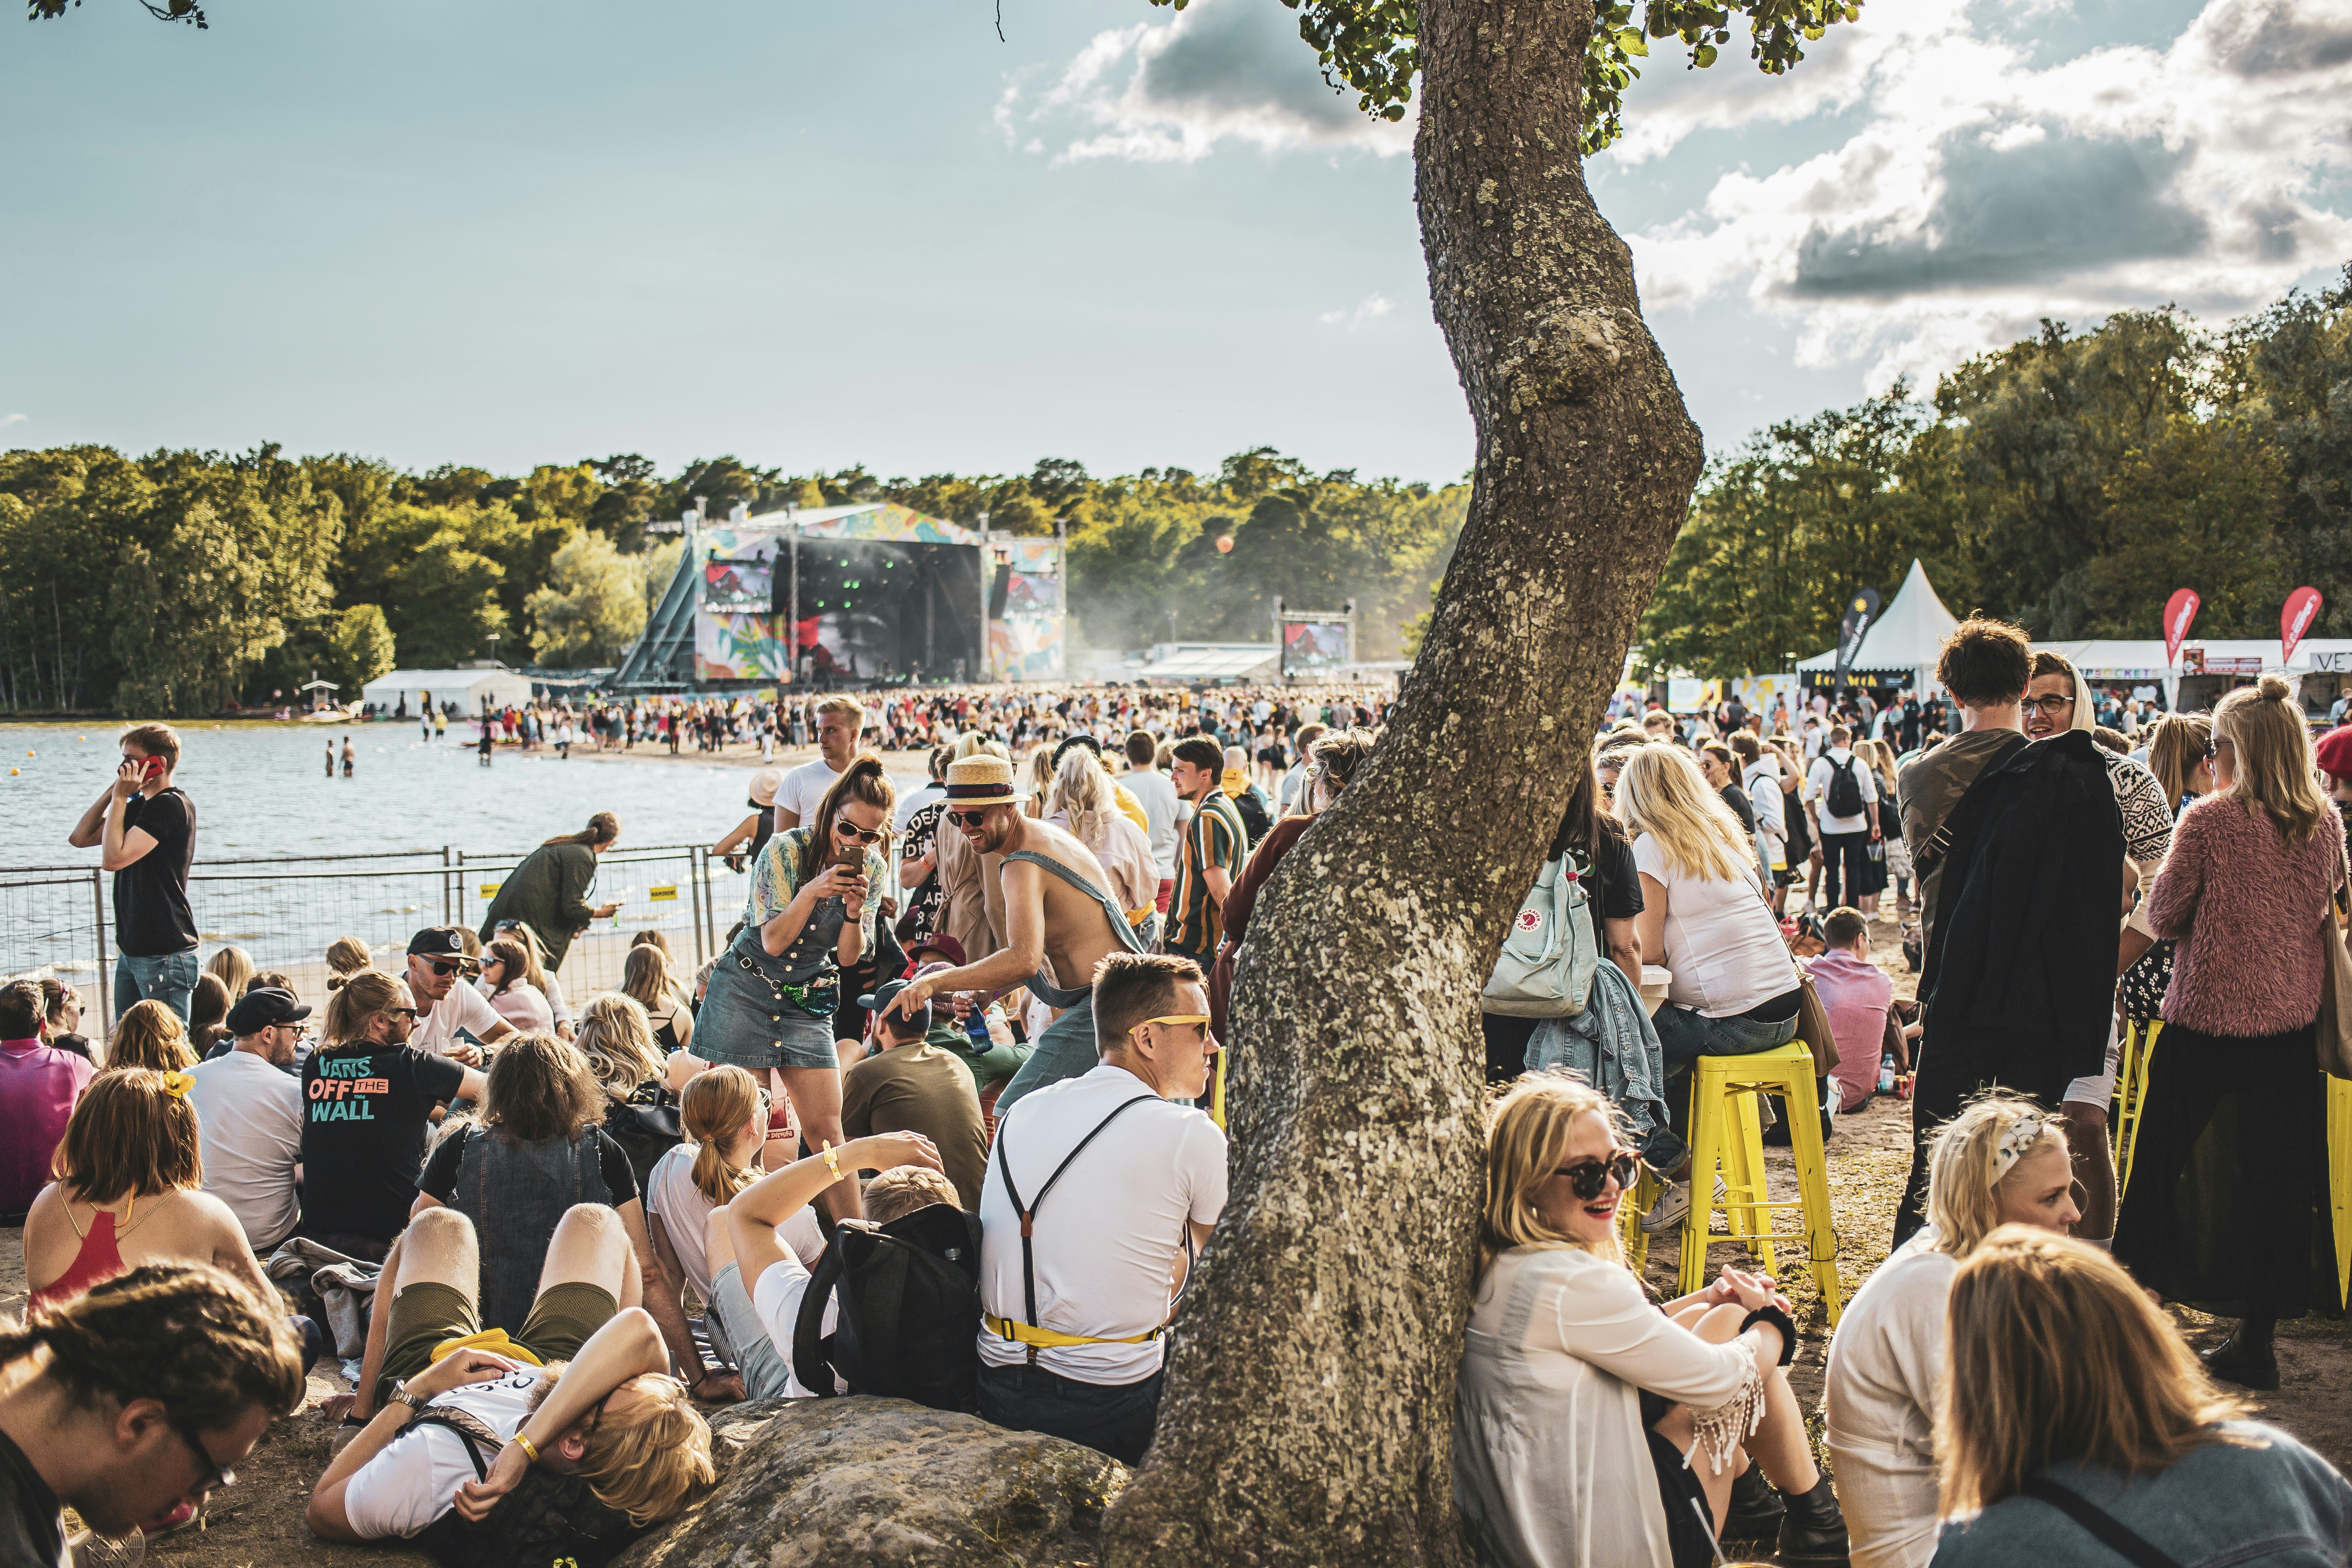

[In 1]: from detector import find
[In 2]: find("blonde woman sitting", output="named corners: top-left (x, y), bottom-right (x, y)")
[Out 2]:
top-left (1822, 1094), bottom-right (2080, 1568)
top-left (1454, 1074), bottom-right (1844, 1568)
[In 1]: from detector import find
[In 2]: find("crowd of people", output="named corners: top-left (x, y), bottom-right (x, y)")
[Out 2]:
top-left (6, 639), bottom-right (2352, 1568)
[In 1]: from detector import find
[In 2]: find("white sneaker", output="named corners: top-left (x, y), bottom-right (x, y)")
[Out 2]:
top-left (1640, 1175), bottom-right (1729, 1235)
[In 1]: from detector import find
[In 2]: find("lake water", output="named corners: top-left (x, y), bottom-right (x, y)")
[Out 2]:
top-left (0, 720), bottom-right (925, 1015)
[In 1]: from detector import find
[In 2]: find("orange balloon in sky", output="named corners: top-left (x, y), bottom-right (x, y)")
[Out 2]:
top-left (1215, 536), bottom-right (1234, 554)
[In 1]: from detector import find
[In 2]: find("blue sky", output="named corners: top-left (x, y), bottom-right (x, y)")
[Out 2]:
top-left (4, 0), bottom-right (2347, 485)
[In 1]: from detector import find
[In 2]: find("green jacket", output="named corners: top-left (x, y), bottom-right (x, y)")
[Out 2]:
top-left (479, 841), bottom-right (600, 969)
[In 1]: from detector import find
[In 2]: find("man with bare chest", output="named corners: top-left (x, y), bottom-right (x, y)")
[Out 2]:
top-left (892, 756), bottom-right (1151, 1113)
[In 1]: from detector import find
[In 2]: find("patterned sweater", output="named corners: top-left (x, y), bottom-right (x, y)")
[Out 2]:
top-left (2145, 792), bottom-right (2345, 1037)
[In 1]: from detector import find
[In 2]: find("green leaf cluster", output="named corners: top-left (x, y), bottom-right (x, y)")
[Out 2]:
top-left (1639, 266), bottom-right (2352, 677)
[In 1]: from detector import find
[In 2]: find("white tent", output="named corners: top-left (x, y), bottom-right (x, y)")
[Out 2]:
top-left (360, 666), bottom-right (534, 715)
top-left (1796, 559), bottom-right (1961, 692)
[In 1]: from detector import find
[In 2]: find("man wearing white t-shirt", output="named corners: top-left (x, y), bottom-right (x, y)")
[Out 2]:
top-left (403, 929), bottom-right (514, 1063)
top-left (773, 695), bottom-right (865, 833)
top-left (187, 986), bottom-right (307, 1252)
top-left (975, 952), bottom-right (1225, 1464)
top-left (1805, 724), bottom-right (1882, 914)
top-left (306, 1205), bottom-right (713, 1543)
top-left (1119, 731), bottom-right (1182, 913)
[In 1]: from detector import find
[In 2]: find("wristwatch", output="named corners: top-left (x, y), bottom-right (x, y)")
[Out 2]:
top-left (388, 1381), bottom-right (428, 1414)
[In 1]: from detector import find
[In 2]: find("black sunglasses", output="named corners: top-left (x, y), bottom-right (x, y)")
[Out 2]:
top-left (947, 809), bottom-right (995, 828)
top-left (1554, 1151), bottom-right (1641, 1201)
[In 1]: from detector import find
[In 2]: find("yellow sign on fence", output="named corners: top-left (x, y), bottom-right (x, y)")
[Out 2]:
top-left (650, 885), bottom-right (678, 901)
top-left (479, 884), bottom-right (500, 899)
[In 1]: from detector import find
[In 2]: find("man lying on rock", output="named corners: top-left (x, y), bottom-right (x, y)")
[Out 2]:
top-left (305, 1203), bottom-right (714, 1547)
top-left (705, 1131), bottom-right (953, 1400)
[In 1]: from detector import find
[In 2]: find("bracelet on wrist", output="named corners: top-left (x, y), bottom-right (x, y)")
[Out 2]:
top-left (820, 1142), bottom-right (841, 1179)
top-left (513, 1432), bottom-right (541, 1466)
top-left (1739, 1304), bottom-right (1799, 1366)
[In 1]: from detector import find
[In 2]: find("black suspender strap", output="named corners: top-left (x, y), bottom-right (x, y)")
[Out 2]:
top-left (2017, 1478), bottom-right (2185, 1568)
top-left (995, 1095), bottom-right (1158, 1336)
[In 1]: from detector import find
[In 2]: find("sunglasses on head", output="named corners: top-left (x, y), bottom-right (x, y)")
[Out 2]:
top-left (834, 822), bottom-right (884, 844)
top-left (1554, 1150), bottom-right (1641, 1201)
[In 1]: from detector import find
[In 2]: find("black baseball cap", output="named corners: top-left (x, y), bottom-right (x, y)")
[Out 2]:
top-left (407, 927), bottom-right (470, 961)
top-left (856, 977), bottom-right (931, 1034)
top-left (226, 986), bottom-right (311, 1035)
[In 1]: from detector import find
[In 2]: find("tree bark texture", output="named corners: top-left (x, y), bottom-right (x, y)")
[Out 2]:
top-left (1100, 1), bottom-right (1707, 1562)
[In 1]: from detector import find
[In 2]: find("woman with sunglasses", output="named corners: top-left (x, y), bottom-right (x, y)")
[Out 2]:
top-left (693, 753), bottom-right (894, 1224)
top-left (1455, 1074), bottom-right (1842, 1568)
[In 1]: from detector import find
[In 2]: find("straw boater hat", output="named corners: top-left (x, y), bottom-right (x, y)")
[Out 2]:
top-left (945, 755), bottom-right (1023, 805)
top-left (748, 767), bottom-right (784, 808)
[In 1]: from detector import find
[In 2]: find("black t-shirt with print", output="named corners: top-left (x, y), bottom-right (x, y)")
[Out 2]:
top-left (1585, 828), bottom-right (1645, 923)
top-left (117, 787), bottom-right (198, 957)
top-left (297, 1045), bottom-right (467, 1244)
top-left (0, 1428), bottom-right (64, 1568)
top-left (416, 1125), bottom-right (640, 1208)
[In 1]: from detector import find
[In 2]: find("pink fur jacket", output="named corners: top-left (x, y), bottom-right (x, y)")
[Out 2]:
top-left (2145, 791), bottom-right (2346, 1037)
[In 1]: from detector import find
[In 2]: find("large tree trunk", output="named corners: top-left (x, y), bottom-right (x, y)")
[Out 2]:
top-left (1098, 0), bottom-right (1706, 1561)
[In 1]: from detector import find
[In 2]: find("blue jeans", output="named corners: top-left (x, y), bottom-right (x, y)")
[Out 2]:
top-left (707, 1261), bottom-right (799, 1402)
top-left (115, 947), bottom-right (199, 1024)
top-left (1651, 1003), bottom-right (1798, 1080)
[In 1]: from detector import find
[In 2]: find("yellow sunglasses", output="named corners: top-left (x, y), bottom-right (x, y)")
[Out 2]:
top-left (1138, 1014), bottom-right (1211, 1030)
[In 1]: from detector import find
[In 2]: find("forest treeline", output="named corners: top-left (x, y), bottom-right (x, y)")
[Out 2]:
top-left (1639, 266), bottom-right (2352, 678)
top-left (0, 444), bottom-right (1467, 716)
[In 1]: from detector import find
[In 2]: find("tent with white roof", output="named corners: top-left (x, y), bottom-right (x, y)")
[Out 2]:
top-left (1795, 559), bottom-right (1960, 692)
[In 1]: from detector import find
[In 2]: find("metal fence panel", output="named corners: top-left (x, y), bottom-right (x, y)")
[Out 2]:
top-left (0, 870), bottom-right (109, 1031)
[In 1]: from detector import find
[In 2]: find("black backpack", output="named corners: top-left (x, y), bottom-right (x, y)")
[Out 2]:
top-left (792, 1202), bottom-right (983, 1413)
top-left (1230, 787), bottom-right (1270, 848)
top-left (1825, 754), bottom-right (1865, 819)
top-left (407, 1406), bottom-right (641, 1568)
top-left (601, 1084), bottom-right (683, 1192)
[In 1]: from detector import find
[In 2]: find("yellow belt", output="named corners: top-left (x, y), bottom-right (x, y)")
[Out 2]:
top-left (1126, 906), bottom-right (1155, 927)
top-left (983, 1313), bottom-right (1162, 1349)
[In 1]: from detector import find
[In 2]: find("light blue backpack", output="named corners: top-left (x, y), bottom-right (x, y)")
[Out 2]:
top-left (1482, 850), bottom-right (1601, 1018)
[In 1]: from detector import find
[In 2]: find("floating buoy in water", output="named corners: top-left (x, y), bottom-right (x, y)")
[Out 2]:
top-left (7, 768), bottom-right (16, 777)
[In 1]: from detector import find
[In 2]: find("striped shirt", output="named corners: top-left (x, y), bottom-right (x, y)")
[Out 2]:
top-left (1169, 791), bottom-right (1247, 962)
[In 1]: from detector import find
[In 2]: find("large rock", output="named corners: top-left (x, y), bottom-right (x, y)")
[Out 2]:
top-left (617, 1397), bottom-right (1129, 1568)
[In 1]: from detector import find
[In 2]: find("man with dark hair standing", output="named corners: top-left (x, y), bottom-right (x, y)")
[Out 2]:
top-left (67, 723), bottom-right (199, 1022)
top-left (1165, 737), bottom-right (1245, 970)
top-left (1119, 730), bottom-right (1181, 915)
top-left (1897, 620), bottom-right (2032, 956)
top-left (973, 951), bottom-right (1224, 1464)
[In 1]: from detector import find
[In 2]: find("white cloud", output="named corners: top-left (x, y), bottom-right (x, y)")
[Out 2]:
top-left (1001, 0), bottom-right (1412, 164)
top-left (0, 413), bottom-right (25, 429)
top-left (1622, 0), bottom-right (2352, 389)
top-left (1320, 292), bottom-right (1396, 330)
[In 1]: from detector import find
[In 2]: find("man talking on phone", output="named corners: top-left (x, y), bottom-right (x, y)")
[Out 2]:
top-left (67, 723), bottom-right (200, 1022)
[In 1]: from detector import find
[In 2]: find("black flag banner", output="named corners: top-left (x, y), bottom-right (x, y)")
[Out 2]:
top-left (1835, 587), bottom-right (1883, 682)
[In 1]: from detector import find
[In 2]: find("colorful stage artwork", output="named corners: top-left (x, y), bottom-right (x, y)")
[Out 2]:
top-left (1281, 621), bottom-right (1351, 676)
top-left (990, 615), bottom-right (1066, 682)
top-left (694, 528), bottom-right (787, 682)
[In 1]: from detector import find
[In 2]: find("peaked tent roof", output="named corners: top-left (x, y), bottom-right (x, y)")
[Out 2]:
top-left (1796, 559), bottom-right (1960, 672)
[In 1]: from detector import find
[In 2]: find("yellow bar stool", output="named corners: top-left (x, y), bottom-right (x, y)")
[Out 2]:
top-left (1678, 1041), bottom-right (1844, 1326)
top-left (1621, 1168), bottom-right (1660, 1271)
top-left (2330, 1075), bottom-right (2351, 1310)
top-left (2114, 1020), bottom-right (2162, 1200)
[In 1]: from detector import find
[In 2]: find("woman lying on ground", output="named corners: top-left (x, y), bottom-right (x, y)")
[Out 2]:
top-left (1821, 1093), bottom-right (2079, 1568)
top-left (1452, 1074), bottom-right (1845, 1568)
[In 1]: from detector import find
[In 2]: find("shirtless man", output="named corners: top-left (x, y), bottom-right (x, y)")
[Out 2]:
top-left (891, 755), bottom-right (1150, 1113)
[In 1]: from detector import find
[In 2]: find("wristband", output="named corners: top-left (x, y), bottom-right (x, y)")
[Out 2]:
top-left (1740, 1304), bottom-right (1799, 1366)
top-left (820, 1142), bottom-right (841, 1179)
top-left (514, 1432), bottom-right (541, 1466)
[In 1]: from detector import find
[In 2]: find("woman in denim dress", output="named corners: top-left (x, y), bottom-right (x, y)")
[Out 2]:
top-left (696, 754), bottom-right (894, 1222)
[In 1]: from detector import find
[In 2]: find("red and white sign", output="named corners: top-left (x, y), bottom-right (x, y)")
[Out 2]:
top-left (2282, 586), bottom-right (2324, 666)
top-left (2164, 589), bottom-right (2200, 667)
top-left (1515, 909), bottom-right (1542, 934)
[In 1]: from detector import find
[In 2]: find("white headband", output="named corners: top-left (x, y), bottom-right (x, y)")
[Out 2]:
top-left (1991, 1111), bottom-right (2050, 1185)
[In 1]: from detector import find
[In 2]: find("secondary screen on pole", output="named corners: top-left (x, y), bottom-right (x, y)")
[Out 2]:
top-left (777, 540), bottom-right (982, 681)
top-left (1282, 622), bottom-right (1350, 675)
